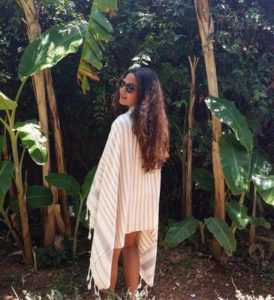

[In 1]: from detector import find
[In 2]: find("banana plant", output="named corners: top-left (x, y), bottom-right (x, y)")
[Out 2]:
top-left (164, 95), bottom-right (273, 256)
top-left (205, 96), bottom-right (273, 230)
top-left (45, 168), bottom-right (96, 257)
top-left (163, 216), bottom-right (237, 256)
top-left (0, 22), bottom-right (89, 264)
top-left (77, 0), bottom-right (118, 93)
top-left (18, 23), bottom-right (87, 81)
top-left (0, 91), bottom-right (49, 263)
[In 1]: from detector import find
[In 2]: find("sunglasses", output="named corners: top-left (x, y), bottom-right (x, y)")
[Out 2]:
top-left (118, 79), bottom-right (138, 93)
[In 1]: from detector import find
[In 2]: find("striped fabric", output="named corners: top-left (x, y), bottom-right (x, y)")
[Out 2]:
top-left (85, 105), bottom-right (162, 296)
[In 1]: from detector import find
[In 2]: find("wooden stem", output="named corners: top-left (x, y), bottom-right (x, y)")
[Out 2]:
top-left (19, 0), bottom-right (55, 246)
top-left (184, 56), bottom-right (199, 217)
top-left (10, 129), bottom-right (33, 264)
top-left (44, 69), bottom-right (71, 236)
top-left (194, 0), bottom-right (225, 256)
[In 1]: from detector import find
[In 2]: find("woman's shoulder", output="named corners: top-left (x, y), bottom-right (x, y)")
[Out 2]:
top-left (112, 111), bottom-right (132, 129)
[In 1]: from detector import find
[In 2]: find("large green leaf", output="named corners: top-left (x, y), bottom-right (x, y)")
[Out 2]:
top-left (84, 31), bottom-right (103, 60)
top-left (16, 122), bottom-right (48, 165)
top-left (0, 161), bottom-right (14, 198)
top-left (163, 216), bottom-right (199, 248)
top-left (81, 166), bottom-right (97, 199)
top-left (91, 7), bottom-right (113, 33)
top-left (77, 0), bottom-right (118, 93)
top-left (81, 42), bottom-right (103, 69)
top-left (252, 174), bottom-right (274, 205)
top-left (226, 200), bottom-right (249, 230)
top-left (46, 173), bottom-right (80, 197)
top-left (219, 133), bottom-right (251, 195)
top-left (18, 23), bottom-right (87, 81)
top-left (89, 17), bottom-right (112, 42)
top-left (205, 217), bottom-right (237, 256)
top-left (0, 91), bottom-right (17, 110)
top-left (205, 96), bottom-right (253, 151)
top-left (250, 152), bottom-right (272, 177)
top-left (26, 185), bottom-right (52, 210)
top-left (192, 168), bottom-right (214, 191)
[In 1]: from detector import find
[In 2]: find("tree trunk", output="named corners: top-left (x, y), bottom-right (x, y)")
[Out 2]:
top-left (19, 0), bottom-right (55, 246)
top-left (184, 56), bottom-right (199, 217)
top-left (44, 69), bottom-right (71, 236)
top-left (194, 0), bottom-right (225, 256)
top-left (19, 0), bottom-right (70, 244)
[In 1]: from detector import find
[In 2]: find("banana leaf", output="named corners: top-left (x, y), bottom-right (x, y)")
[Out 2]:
top-left (26, 185), bottom-right (52, 210)
top-left (16, 121), bottom-right (48, 165)
top-left (219, 133), bottom-right (251, 195)
top-left (77, 0), bottom-right (118, 93)
top-left (0, 92), bottom-right (17, 110)
top-left (19, 23), bottom-right (87, 80)
top-left (205, 217), bottom-right (236, 256)
top-left (226, 200), bottom-right (249, 230)
top-left (163, 216), bottom-right (200, 248)
top-left (46, 173), bottom-right (80, 197)
top-left (205, 96), bottom-right (253, 151)
top-left (252, 174), bottom-right (274, 205)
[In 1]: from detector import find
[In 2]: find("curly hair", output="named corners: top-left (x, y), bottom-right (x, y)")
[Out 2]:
top-left (112, 67), bottom-right (170, 173)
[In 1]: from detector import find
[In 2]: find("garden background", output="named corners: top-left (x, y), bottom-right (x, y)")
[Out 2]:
top-left (0, 0), bottom-right (274, 299)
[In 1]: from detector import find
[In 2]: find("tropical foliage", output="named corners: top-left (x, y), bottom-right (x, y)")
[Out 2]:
top-left (0, 0), bottom-right (273, 269)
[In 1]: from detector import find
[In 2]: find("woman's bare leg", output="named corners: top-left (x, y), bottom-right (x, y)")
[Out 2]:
top-left (123, 231), bottom-right (140, 294)
top-left (110, 248), bottom-right (122, 291)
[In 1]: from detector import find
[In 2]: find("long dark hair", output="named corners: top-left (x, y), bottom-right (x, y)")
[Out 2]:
top-left (112, 67), bottom-right (170, 173)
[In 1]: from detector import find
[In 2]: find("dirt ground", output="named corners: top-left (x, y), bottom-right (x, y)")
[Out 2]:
top-left (1, 233), bottom-right (274, 300)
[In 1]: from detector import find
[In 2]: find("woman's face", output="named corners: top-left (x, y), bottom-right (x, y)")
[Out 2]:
top-left (119, 73), bottom-right (139, 108)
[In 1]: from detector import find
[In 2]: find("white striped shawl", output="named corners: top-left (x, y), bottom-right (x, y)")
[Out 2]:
top-left (85, 106), bottom-right (161, 295)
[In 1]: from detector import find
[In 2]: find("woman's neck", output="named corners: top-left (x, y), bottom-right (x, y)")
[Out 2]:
top-left (128, 105), bottom-right (135, 113)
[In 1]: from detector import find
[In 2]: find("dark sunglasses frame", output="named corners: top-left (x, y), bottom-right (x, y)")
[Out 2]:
top-left (118, 79), bottom-right (138, 93)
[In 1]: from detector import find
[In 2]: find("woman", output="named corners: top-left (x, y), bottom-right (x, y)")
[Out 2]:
top-left (86, 67), bottom-right (170, 299)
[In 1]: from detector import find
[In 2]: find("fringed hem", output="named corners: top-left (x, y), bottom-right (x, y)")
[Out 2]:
top-left (138, 276), bottom-right (149, 293)
top-left (86, 265), bottom-right (152, 299)
top-left (124, 276), bottom-right (150, 299)
top-left (86, 265), bottom-right (102, 299)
